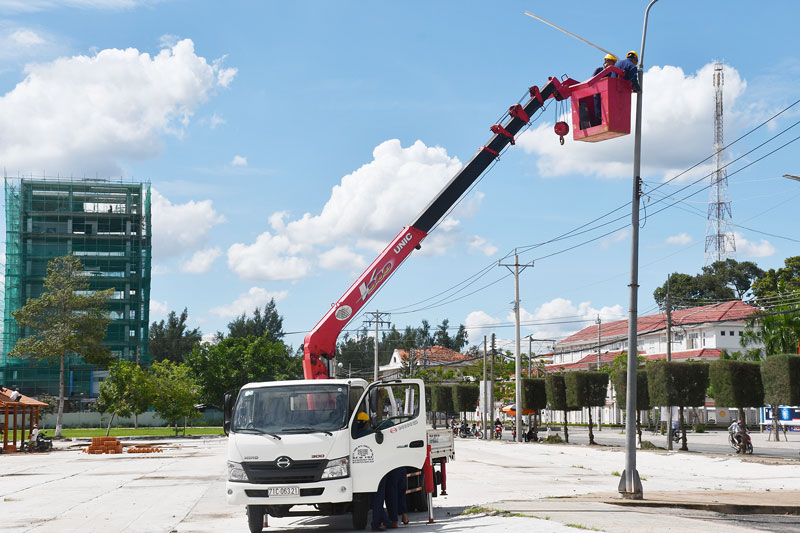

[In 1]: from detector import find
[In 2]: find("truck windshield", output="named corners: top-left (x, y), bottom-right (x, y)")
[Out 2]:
top-left (232, 384), bottom-right (349, 434)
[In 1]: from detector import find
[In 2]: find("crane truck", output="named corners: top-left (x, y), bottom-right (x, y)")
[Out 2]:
top-left (224, 67), bottom-right (632, 532)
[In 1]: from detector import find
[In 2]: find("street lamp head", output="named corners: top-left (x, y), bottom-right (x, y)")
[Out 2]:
top-left (782, 174), bottom-right (800, 182)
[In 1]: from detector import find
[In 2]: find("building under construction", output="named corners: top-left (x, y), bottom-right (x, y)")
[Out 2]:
top-left (1, 177), bottom-right (152, 402)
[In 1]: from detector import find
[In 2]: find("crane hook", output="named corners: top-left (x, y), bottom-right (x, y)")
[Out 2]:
top-left (554, 121), bottom-right (569, 146)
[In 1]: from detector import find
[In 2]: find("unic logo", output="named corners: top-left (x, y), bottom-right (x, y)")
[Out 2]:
top-left (393, 232), bottom-right (414, 254)
top-left (358, 261), bottom-right (393, 301)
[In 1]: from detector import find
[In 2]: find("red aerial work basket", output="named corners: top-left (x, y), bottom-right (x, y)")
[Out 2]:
top-left (570, 75), bottom-right (632, 142)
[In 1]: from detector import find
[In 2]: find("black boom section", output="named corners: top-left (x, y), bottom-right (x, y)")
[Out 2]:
top-left (411, 78), bottom-right (562, 234)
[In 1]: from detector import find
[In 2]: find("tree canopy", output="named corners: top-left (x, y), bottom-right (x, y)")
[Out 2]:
top-left (10, 255), bottom-right (113, 437)
top-left (653, 259), bottom-right (764, 310)
top-left (149, 360), bottom-right (200, 436)
top-left (226, 299), bottom-right (285, 342)
top-left (96, 360), bottom-right (151, 434)
top-left (751, 256), bottom-right (800, 301)
top-left (741, 305), bottom-right (800, 358)
top-left (149, 307), bottom-right (202, 363)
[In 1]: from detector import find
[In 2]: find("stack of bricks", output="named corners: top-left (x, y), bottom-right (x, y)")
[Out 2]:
top-left (83, 436), bottom-right (123, 454)
top-left (127, 445), bottom-right (163, 453)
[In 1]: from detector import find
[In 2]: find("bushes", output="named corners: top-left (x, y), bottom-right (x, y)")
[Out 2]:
top-left (709, 360), bottom-right (764, 427)
top-left (452, 384), bottom-right (480, 413)
top-left (521, 378), bottom-right (547, 411)
top-left (761, 354), bottom-right (800, 436)
top-left (565, 371), bottom-right (608, 444)
top-left (431, 385), bottom-right (455, 414)
top-left (647, 361), bottom-right (709, 451)
top-left (546, 374), bottom-right (570, 443)
top-left (612, 370), bottom-right (650, 411)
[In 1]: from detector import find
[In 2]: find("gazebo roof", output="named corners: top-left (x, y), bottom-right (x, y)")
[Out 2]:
top-left (0, 387), bottom-right (48, 407)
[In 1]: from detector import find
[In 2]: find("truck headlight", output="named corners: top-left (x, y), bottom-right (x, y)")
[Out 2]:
top-left (320, 457), bottom-right (349, 480)
top-left (227, 461), bottom-right (249, 482)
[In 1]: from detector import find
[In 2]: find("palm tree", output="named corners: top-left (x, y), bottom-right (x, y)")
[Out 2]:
top-left (741, 305), bottom-right (800, 357)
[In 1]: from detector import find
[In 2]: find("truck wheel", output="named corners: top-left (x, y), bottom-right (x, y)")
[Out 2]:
top-left (247, 505), bottom-right (265, 533)
top-left (352, 493), bottom-right (369, 530)
top-left (412, 474), bottom-right (428, 512)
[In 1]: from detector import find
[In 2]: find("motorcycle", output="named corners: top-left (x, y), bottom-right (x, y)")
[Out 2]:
top-left (493, 425), bottom-right (502, 439)
top-left (671, 426), bottom-right (684, 443)
top-left (728, 429), bottom-right (753, 454)
top-left (21, 432), bottom-right (53, 453)
top-left (458, 426), bottom-right (475, 438)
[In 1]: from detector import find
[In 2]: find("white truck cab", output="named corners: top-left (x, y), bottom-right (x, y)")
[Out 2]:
top-left (225, 378), bottom-right (433, 532)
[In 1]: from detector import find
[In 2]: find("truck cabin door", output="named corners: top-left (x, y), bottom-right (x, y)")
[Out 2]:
top-left (349, 380), bottom-right (427, 493)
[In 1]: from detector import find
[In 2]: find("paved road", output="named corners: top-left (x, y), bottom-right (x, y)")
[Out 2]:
top-left (462, 425), bottom-right (800, 459)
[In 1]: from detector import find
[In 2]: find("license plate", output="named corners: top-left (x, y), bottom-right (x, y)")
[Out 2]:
top-left (268, 486), bottom-right (299, 497)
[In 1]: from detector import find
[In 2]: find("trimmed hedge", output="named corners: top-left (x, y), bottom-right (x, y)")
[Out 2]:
top-left (452, 384), bottom-right (480, 413)
top-left (613, 370), bottom-right (651, 411)
top-left (709, 360), bottom-right (764, 411)
top-left (647, 360), bottom-right (709, 407)
top-left (761, 354), bottom-right (800, 406)
top-left (521, 378), bottom-right (547, 411)
top-left (565, 371), bottom-right (608, 408)
top-left (431, 385), bottom-right (454, 413)
top-left (545, 374), bottom-right (567, 411)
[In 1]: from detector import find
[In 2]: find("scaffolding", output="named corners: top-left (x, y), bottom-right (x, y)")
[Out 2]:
top-left (1, 177), bottom-right (152, 399)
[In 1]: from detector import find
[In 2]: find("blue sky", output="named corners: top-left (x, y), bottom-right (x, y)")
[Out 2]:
top-left (1, 0), bottom-right (798, 355)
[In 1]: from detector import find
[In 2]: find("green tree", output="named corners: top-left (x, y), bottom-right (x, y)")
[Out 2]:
top-left (521, 378), bottom-right (547, 440)
top-left (545, 374), bottom-right (570, 443)
top-left (709, 360), bottom-right (763, 429)
top-left (337, 329), bottom-right (374, 376)
top-left (565, 371), bottom-right (609, 445)
top-left (741, 306), bottom-right (800, 358)
top-left (452, 384), bottom-right (480, 419)
top-left (185, 335), bottom-right (301, 406)
top-left (653, 259), bottom-right (764, 310)
top-left (226, 299), bottom-right (285, 342)
top-left (647, 361), bottom-right (709, 451)
top-left (149, 308), bottom-right (202, 363)
top-left (751, 256), bottom-right (800, 301)
top-left (96, 360), bottom-right (152, 435)
top-left (433, 319), bottom-right (469, 351)
top-left (431, 385), bottom-right (455, 428)
top-left (9, 255), bottom-right (113, 437)
top-left (612, 370), bottom-right (651, 445)
top-left (760, 355), bottom-right (800, 439)
top-left (149, 360), bottom-right (200, 436)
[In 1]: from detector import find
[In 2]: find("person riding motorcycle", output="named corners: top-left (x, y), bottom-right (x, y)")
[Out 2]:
top-left (494, 418), bottom-right (503, 439)
top-left (728, 418), bottom-right (747, 452)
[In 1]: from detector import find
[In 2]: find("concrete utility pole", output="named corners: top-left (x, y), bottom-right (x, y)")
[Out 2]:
top-left (490, 333), bottom-right (496, 432)
top-left (621, 0), bottom-right (660, 501)
top-left (363, 310), bottom-right (391, 381)
top-left (483, 336), bottom-right (489, 439)
top-left (499, 250), bottom-right (533, 442)
top-left (596, 315), bottom-right (602, 431)
top-left (665, 276), bottom-right (673, 450)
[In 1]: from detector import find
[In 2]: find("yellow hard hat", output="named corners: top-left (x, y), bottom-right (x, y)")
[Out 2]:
top-left (357, 411), bottom-right (369, 422)
top-left (627, 51), bottom-right (639, 63)
top-left (604, 53), bottom-right (617, 62)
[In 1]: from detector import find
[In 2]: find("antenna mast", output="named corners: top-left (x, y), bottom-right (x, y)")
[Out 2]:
top-left (704, 62), bottom-right (735, 264)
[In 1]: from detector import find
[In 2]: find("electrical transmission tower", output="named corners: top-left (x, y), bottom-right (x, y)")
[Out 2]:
top-left (704, 62), bottom-right (735, 264)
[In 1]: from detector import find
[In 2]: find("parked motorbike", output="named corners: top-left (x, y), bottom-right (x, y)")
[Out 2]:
top-left (728, 429), bottom-right (753, 454)
top-left (21, 433), bottom-right (53, 453)
top-left (493, 425), bottom-right (502, 439)
top-left (671, 427), bottom-right (684, 443)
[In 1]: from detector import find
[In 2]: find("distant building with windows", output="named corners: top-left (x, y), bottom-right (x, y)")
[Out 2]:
top-left (1, 177), bottom-right (152, 402)
top-left (379, 345), bottom-right (473, 379)
top-left (547, 301), bottom-right (762, 371)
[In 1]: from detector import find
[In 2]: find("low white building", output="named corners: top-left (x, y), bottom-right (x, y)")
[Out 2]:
top-left (544, 301), bottom-right (764, 427)
top-left (379, 345), bottom-right (473, 379)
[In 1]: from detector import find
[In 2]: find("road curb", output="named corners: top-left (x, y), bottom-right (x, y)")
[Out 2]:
top-left (602, 498), bottom-right (800, 516)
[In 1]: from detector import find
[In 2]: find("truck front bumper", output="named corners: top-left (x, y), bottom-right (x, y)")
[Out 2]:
top-left (226, 478), bottom-right (353, 506)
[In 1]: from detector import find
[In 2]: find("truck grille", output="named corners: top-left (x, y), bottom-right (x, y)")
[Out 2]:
top-left (242, 459), bottom-right (327, 484)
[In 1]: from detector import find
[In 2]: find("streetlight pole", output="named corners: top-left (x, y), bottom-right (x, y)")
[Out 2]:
top-left (621, 0), bottom-right (660, 501)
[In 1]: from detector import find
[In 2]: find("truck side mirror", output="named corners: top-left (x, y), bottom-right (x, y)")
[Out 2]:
top-left (223, 392), bottom-right (234, 436)
top-left (374, 429), bottom-right (384, 445)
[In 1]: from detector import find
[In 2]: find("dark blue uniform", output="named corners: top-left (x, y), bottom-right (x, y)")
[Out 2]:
top-left (371, 475), bottom-right (391, 530)
top-left (385, 467), bottom-right (408, 523)
top-left (613, 58), bottom-right (641, 92)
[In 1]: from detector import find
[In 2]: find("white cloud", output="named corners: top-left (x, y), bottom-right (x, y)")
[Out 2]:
top-left (0, 1), bottom-right (152, 12)
top-left (517, 63), bottom-right (747, 181)
top-left (231, 155), bottom-right (247, 167)
top-left (228, 139), bottom-right (468, 281)
top-left (209, 287), bottom-right (289, 318)
top-left (666, 232), bottom-right (693, 245)
top-left (520, 298), bottom-right (625, 341)
top-left (10, 29), bottom-right (45, 46)
top-left (151, 188), bottom-right (226, 258)
top-left (0, 38), bottom-right (236, 175)
top-left (600, 228), bottom-right (629, 249)
top-left (150, 298), bottom-right (168, 316)
top-left (180, 247), bottom-right (222, 274)
top-left (208, 113), bottom-right (225, 129)
top-left (151, 264), bottom-right (171, 275)
top-left (318, 246), bottom-right (366, 271)
top-left (464, 310), bottom-right (503, 341)
top-left (467, 235), bottom-right (498, 256)
top-left (733, 232), bottom-right (776, 258)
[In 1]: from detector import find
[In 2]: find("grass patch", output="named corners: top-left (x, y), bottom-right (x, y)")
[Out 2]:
top-left (571, 465), bottom-right (586, 469)
top-left (566, 524), bottom-right (601, 531)
top-left (543, 434), bottom-right (564, 444)
top-left (461, 506), bottom-right (527, 518)
top-left (50, 427), bottom-right (224, 438)
top-left (611, 471), bottom-right (621, 477)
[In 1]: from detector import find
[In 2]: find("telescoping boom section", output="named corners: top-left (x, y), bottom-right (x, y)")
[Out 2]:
top-left (302, 71), bottom-right (632, 379)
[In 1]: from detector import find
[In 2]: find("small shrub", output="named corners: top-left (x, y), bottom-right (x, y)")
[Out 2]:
top-left (543, 434), bottom-right (564, 444)
top-left (693, 423), bottom-right (706, 433)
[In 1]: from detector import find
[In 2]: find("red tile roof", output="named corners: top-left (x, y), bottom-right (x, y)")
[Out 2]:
top-left (398, 345), bottom-right (472, 363)
top-left (559, 301), bottom-right (758, 346)
top-left (0, 387), bottom-right (48, 407)
top-left (545, 348), bottom-right (723, 372)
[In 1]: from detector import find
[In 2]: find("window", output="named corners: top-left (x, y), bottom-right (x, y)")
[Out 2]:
top-left (233, 384), bottom-right (349, 434)
top-left (738, 331), bottom-right (743, 336)
top-left (352, 382), bottom-right (421, 439)
top-left (721, 331), bottom-right (726, 336)
top-left (730, 331), bottom-right (734, 336)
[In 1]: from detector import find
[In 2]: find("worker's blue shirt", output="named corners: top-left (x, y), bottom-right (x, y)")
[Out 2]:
top-left (613, 58), bottom-right (641, 91)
